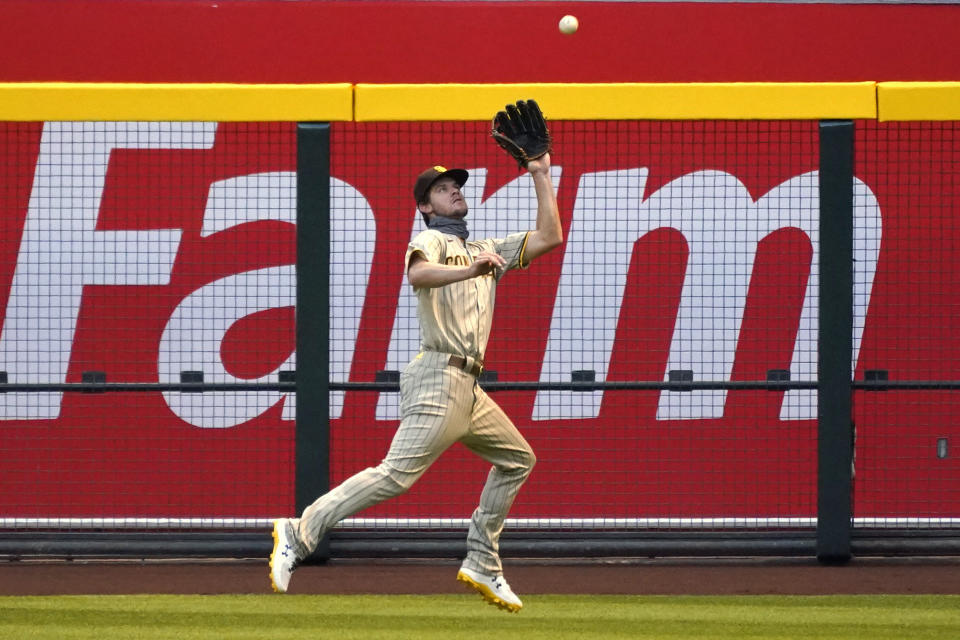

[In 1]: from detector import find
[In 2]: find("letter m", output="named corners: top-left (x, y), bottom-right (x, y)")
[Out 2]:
top-left (533, 169), bottom-right (881, 421)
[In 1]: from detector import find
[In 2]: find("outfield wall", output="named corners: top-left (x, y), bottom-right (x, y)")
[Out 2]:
top-left (0, 1), bottom-right (958, 556)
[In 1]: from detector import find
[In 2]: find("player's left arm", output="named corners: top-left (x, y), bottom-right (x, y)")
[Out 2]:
top-left (520, 152), bottom-right (562, 264)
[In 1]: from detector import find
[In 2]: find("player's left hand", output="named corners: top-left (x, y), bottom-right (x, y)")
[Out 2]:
top-left (471, 251), bottom-right (506, 277)
top-left (491, 99), bottom-right (552, 169)
top-left (526, 152), bottom-right (551, 176)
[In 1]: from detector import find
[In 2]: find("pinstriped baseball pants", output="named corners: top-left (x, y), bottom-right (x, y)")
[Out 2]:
top-left (292, 350), bottom-right (536, 575)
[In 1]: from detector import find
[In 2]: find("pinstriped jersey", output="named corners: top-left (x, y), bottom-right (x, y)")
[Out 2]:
top-left (405, 229), bottom-right (529, 361)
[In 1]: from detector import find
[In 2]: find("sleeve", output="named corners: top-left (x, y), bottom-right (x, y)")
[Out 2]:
top-left (406, 229), bottom-right (446, 270)
top-left (490, 231), bottom-right (531, 278)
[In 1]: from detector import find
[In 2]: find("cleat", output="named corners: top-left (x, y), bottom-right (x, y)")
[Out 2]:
top-left (457, 567), bottom-right (523, 612)
top-left (269, 518), bottom-right (301, 593)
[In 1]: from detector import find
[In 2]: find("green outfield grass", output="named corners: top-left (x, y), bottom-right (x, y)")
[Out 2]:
top-left (1, 594), bottom-right (958, 639)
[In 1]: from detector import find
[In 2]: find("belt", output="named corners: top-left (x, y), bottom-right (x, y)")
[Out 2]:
top-left (448, 354), bottom-right (483, 377)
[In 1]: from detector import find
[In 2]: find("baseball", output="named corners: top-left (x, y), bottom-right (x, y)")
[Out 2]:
top-left (558, 14), bottom-right (579, 35)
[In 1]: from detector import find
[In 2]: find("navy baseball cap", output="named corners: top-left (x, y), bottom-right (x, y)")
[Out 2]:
top-left (414, 165), bottom-right (469, 204)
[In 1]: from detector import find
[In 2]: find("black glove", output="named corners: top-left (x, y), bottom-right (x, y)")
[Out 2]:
top-left (491, 99), bottom-right (551, 168)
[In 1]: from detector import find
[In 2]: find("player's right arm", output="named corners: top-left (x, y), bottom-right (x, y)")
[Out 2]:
top-left (407, 251), bottom-right (505, 289)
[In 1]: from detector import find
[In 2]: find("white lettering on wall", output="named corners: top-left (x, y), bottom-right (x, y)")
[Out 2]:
top-left (533, 169), bottom-right (881, 421)
top-left (0, 135), bottom-right (883, 429)
top-left (159, 172), bottom-right (375, 428)
top-left (160, 265), bottom-right (295, 428)
top-left (0, 122), bottom-right (215, 419)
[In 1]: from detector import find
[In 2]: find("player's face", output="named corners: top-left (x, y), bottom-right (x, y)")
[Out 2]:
top-left (425, 178), bottom-right (468, 219)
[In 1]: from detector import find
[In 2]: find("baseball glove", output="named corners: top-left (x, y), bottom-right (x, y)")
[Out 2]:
top-left (491, 99), bottom-right (551, 168)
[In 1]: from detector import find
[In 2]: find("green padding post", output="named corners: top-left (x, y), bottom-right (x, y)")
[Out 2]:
top-left (817, 120), bottom-right (854, 564)
top-left (295, 122), bottom-right (331, 561)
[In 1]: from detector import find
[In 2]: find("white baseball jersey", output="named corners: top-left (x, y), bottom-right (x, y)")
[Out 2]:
top-left (405, 228), bottom-right (530, 361)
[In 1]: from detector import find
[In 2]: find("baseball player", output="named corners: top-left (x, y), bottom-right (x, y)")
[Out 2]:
top-left (271, 101), bottom-right (560, 613)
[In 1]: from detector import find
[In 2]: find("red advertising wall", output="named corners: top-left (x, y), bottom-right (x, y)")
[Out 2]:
top-left (0, 1), bottom-right (958, 524)
top-left (3, 1), bottom-right (960, 83)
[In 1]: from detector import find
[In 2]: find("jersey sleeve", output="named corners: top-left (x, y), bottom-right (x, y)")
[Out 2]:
top-left (491, 231), bottom-right (531, 278)
top-left (406, 229), bottom-right (446, 269)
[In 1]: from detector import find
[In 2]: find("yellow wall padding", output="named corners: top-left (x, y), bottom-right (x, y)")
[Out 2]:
top-left (354, 82), bottom-right (878, 121)
top-left (17, 81), bottom-right (960, 122)
top-left (0, 83), bottom-right (354, 121)
top-left (877, 82), bottom-right (960, 122)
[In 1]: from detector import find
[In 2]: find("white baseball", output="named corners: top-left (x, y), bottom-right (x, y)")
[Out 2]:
top-left (559, 15), bottom-right (579, 35)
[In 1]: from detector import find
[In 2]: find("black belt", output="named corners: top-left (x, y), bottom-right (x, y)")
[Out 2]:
top-left (448, 354), bottom-right (483, 377)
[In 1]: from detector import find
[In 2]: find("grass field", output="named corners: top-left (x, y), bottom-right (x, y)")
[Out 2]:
top-left (2, 594), bottom-right (958, 639)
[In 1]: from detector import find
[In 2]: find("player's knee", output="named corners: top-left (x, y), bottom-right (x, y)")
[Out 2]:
top-left (377, 463), bottom-right (421, 497)
top-left (522, 448), bottom-right (537, 475)
top-left (511, 447), bottom-right (536, 478)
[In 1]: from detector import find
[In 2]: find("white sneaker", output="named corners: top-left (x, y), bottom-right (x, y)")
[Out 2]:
top-left (269, 518), bottom-right (301, 593)
top-left (456, 567), bottom-right (523, 612)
